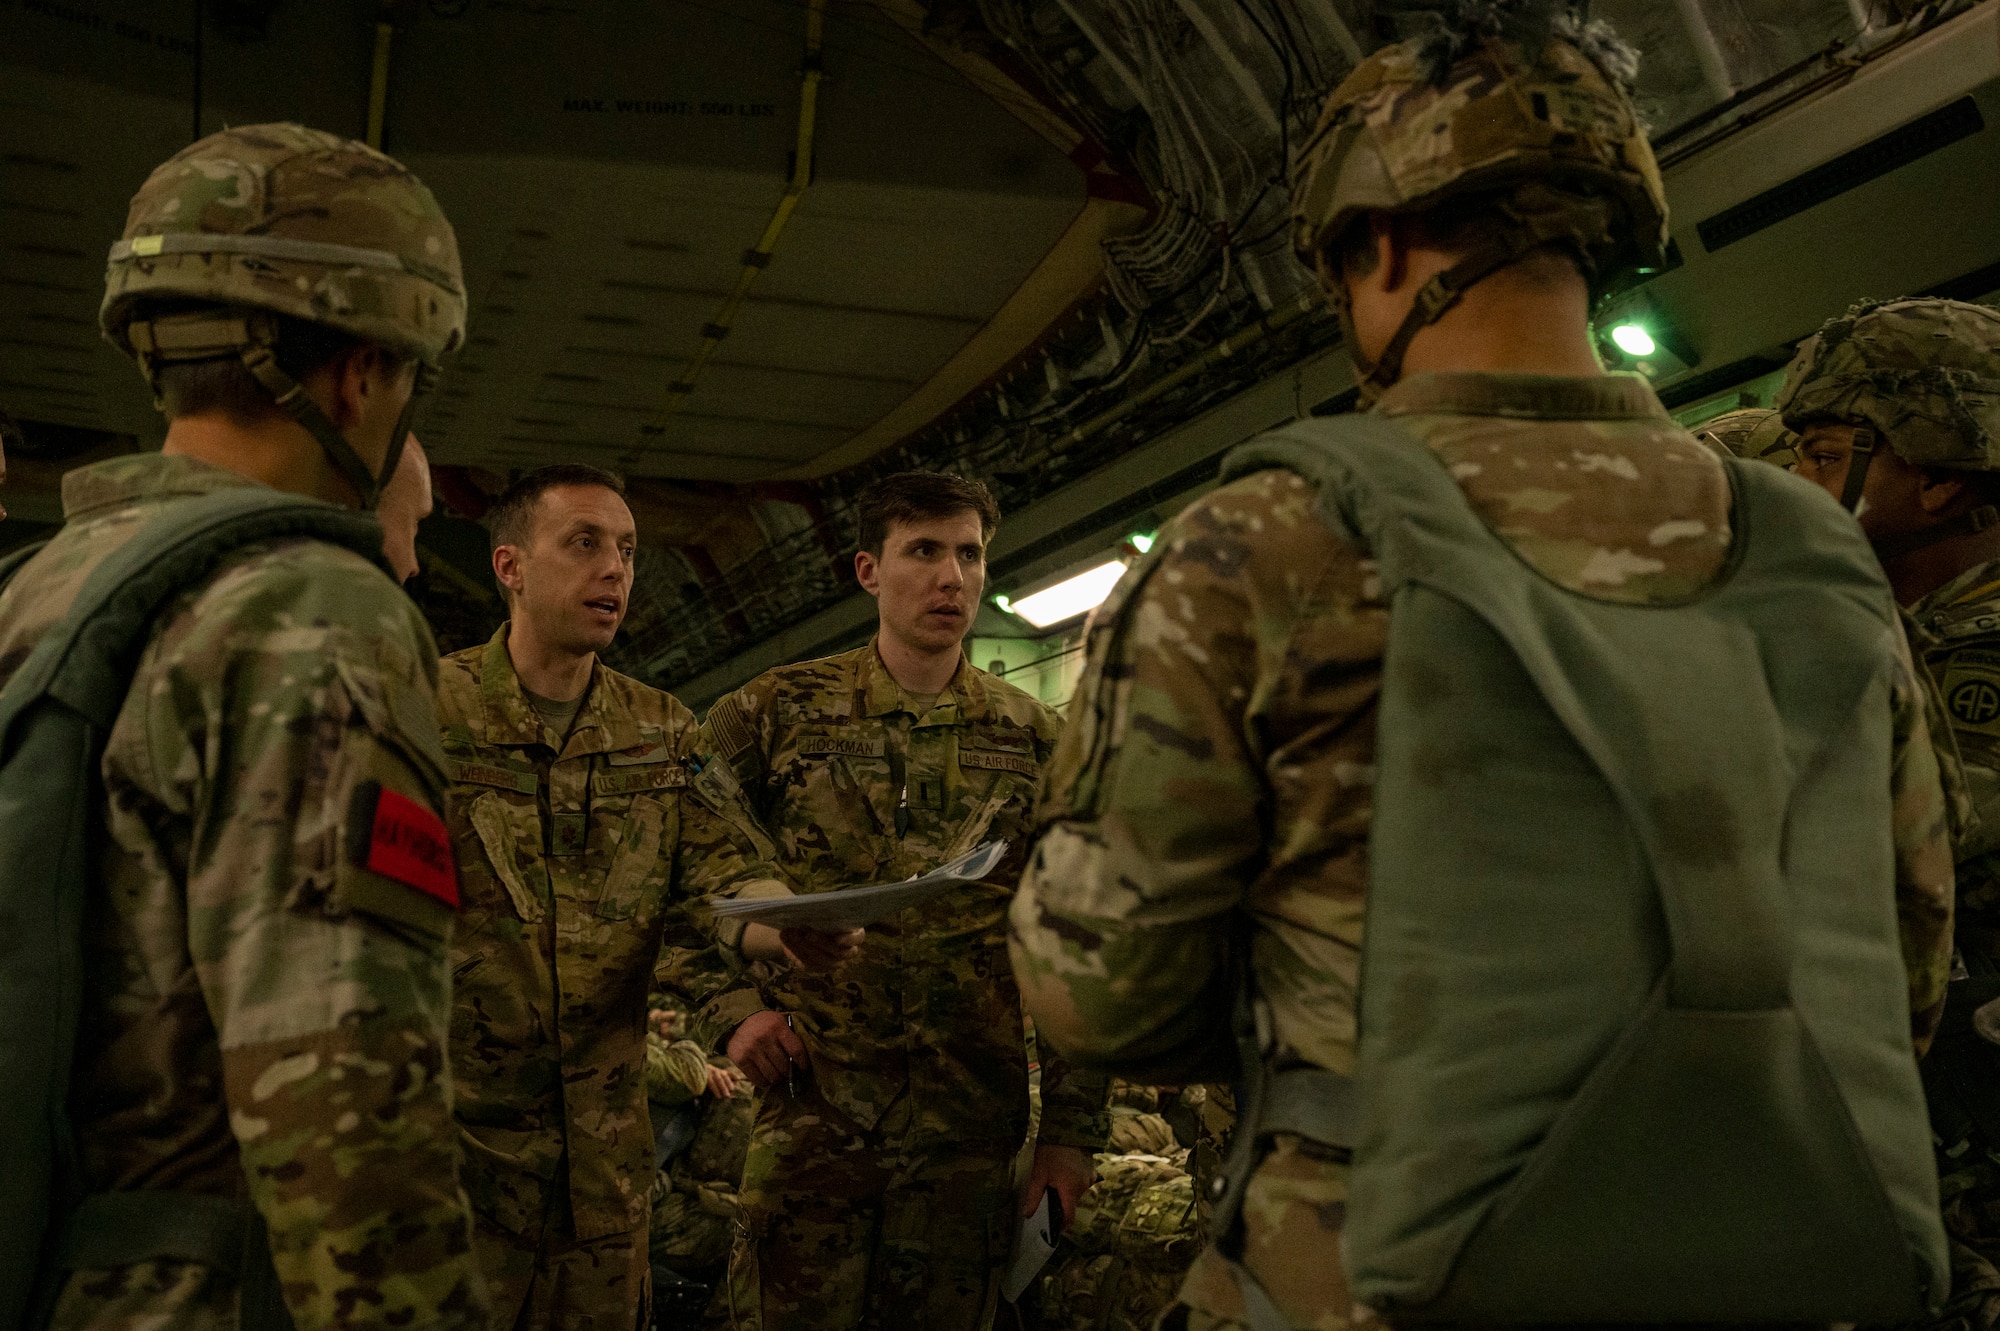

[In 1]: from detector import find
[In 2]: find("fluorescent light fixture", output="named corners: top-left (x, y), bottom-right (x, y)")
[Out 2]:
top-left (1128, 530), bottom-right (1156, 554)
top-left (1007, 560), bottom-right (1129, 628)
top-left (1610, 323), bottom-right (1656, 358)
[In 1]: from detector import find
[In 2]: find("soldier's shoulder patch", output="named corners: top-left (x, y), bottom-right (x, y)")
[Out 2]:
top-left (1941, 647), bottom-right (2000, 738)
top-left (347, 780), bottom-right (459, 910)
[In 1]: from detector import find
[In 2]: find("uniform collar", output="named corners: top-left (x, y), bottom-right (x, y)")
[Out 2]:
top-left (1374, 371), bottom-right (1669, 422)
top-left (61, 452), bottom-right (269, 520)
top-left (1911, 557), bottom-right (2000, 629)
top-left (478, 622), bottom-right (650, 757)
top-left (856, 636), bottom-right (987, 723)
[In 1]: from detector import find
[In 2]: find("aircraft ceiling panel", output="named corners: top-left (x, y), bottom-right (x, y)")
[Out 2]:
top-left (0, 0), bottom-right (1087, 483)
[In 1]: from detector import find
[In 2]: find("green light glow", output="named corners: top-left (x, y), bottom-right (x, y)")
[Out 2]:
top-left (992, 593), bottom-right (1014, 614)
top-left (1610, 323), bottom-right (1656, 358)
top-left (1129, 531), bottom-right (1156, 554)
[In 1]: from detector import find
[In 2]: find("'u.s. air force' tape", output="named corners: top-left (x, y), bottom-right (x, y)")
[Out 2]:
top-left (708, 839), bottom-right (1008, 931)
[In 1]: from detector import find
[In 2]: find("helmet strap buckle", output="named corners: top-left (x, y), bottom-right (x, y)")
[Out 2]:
top-left (1356, 241), bottom-right (1522, 406)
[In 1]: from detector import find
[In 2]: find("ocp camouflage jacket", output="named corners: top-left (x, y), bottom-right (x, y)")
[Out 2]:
top-left (684, 641), bottom-right (1110, 1152)
top-left (439, 624), bottom-right (774, 1242)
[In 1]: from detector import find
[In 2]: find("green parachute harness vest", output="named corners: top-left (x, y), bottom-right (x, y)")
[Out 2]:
top-left (1207, 413), bottom-right (1947, 1324)
top-left (0, 487), bottom-right (389, 1331)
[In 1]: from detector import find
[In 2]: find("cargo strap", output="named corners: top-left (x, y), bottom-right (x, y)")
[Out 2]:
top-left (58, 1193), bottom-right (296, 1331)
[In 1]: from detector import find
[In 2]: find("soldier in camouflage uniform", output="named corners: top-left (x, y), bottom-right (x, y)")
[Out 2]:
top-left (377, 433), bottom-right (433, 585)
top-left (1163, 1086), bottom-right (1235, 1245)
top-left (1692, 405), bottom-right (1798, 467)
top-left (681, 471), bottom-right (1109, 1329)
top-left (1783, 298), bottom-right (2000, 1331)
top-left (641, 1008), bottom-right (756, 1328)
top-left (1010, 13), bottom-right (1956, 1331)
top-left (0, 124), bottom-right (486, 1330)
top-left (438, 463), bottom-right (785, 1330)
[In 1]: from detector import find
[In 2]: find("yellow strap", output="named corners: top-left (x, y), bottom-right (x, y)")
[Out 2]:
top-left (638, 0), bottom-right (826, 442)
top-left (1949, 576), bottom-right (2000, 608)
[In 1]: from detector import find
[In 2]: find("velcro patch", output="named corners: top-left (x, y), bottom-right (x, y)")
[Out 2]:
top-left (607, 740), bottom-right (674, 767)
top-left (968, 727), bottom-right (1033, 753)
top-left (959, 750), bottom-right (1039, 775)
top-left (350, 782), bottom-right (459, 907)
top-left (593, 763), bottom-right (690, 796)
top-left (450, 757), bottom-right (539, 794)
top-left (1943, 648), bottom-right (2000, 738)
top-left (706, 693), bottom-right (757, 761)
top-left (799, 734), bottom-right (886, 758)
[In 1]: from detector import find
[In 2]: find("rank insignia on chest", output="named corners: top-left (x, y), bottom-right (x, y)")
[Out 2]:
top-left (348, 781), bottom-right (459, 907)
top-left (913, 775), bottom-right (944, 810)
top-left (551, 811), bottom-right (589, 857)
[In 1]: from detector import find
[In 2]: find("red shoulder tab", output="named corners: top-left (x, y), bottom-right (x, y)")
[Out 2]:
top-left (363, 786), bottom-right (460, 908)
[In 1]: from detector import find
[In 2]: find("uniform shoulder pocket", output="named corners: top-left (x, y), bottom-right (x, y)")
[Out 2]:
top-left (335, 655), bottom-right (450, 793)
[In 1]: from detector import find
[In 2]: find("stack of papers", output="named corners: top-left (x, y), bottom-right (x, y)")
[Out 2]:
top-left (709, 840), bottom-right (1009, 931)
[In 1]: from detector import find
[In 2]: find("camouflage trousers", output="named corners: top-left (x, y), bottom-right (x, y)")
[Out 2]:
top-left (1933, 1185), bottom-right (2000, 1331)
top-left (721, 1089), bottom-right (1017, 1330)
top-left (50, 1259), bottom-right (236, 1331)
top-left (1156, 1136), bottom-right (1351, 1331)
top-left (473, 1210), bottom-right (649, 1331)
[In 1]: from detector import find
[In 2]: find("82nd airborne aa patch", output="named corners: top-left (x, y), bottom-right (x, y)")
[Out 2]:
top-left (1942, 648), bottom-right (2000, 739)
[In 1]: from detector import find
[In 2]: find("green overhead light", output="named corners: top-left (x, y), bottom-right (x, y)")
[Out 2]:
top-left (1128, 530), bottom-right (1156, 554)
top-left (1610, 323), bottom-right (1657, 358)
top-left (992, 593), bottom-right (1014, 615)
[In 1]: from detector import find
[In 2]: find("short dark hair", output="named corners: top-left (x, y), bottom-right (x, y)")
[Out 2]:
top-left (1330, 189), bottom-right (1586, 284)
top-left (854, 471), bottom-right (999, 557)
top-left (147, 305), bottom-right (392, 423)
top-left (487, 463), bottom-right (628, 554)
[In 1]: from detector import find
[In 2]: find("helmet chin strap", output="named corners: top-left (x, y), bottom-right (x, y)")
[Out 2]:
top-left (128, 308), bottom-right (425, 512)
top-left (1351, 243), bottom-right (1523, 405)
top-left (1835, 423), bottom-right (2000, 563)
top-left (1341, 210), bottom-right (1578, 408)
top-left (1837, 425), bottom-right (1877, 515)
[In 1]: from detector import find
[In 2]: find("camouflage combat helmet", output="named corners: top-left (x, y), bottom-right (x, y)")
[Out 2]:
top-left (1693, 407), bottom-right (1799, 469)
top-left (101, 123), bottom-right (467, 509)
top-left (1776, 298), bottom-right (2000, 553)
top-left (1291, 2), bottom-right (1668, 403)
